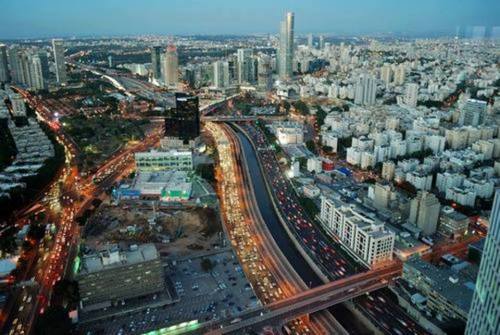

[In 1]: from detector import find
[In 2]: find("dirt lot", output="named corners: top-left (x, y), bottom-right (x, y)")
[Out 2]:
top-left (83, 204), bottom-right (223, 257)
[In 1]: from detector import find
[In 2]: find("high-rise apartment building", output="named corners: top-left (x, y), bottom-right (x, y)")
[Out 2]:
top-left (409, 191), bottom-right (440, 236)
top-left (52, 39), bottom-right (67, 84)
top-left (394, 63), bottom-right (406, 85)
top-left (380, 63), bottom-right (392, 87)
top-left (405, 83), bottom-right (419, 107)
top-left (164, 93), bottom-right (200, 144)
top-left (163, 44), bottom-right (179, 87)
top-left (354, 74), bottom-right (377, 106)
top-left (459, 98), bottom-right (487, 126)
top-left (0, 44), bottom-right (10, 83)
top-left (278, 12), bottom-right (294, 81)
top-left (236, 48), bottom-right (253, 84)
top-left (151, 45), bottom-right (163, 81)
top-left (213, 60), bottom-right (230, 89)
top-left (465, 190), bottom-right (500, 335)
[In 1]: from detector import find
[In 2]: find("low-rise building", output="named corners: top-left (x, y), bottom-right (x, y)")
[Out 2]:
top-left (135, 149), bottom-right (193, 172)
top-left (75, 244), bottom-right (165, 311)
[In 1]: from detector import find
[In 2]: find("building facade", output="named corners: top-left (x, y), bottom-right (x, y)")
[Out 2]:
top-left (52, 39), bottom-right (67, 84)
top-left (466, 190), bottom-right (500, 335)
top-left (278, 12), bottom-right (294, 81)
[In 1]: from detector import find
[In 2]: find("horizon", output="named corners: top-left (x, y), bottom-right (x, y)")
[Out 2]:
top-left (1, 0), bottom-right (499, 39)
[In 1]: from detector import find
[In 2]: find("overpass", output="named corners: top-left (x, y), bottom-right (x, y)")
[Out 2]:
top-left (205, 261), bottom-right (402, 334)
top-left (201, 115), bottom-right (286, 122)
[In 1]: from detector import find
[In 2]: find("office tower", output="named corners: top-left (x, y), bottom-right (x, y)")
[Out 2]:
top-left (394, 63), bottom-right (406, 85)
top-left (213, 60), bottom-right (229, 89)
top-left (409, 191), bottom-right (440, 236)
top-left (405, 83), bottom-right (419, 107)
top-left (459, 98), bottom-right (487, 126)
top-left (0, 44), bottom-right (10, 83)
top-left (163, 44), bottom-right (179, 87)
top-left (257, 54), bottom-right (273, 91)
top-left (278, 12), bottom-right (294, 81)
top-left (52, 39), bottom-right (67, 84)
top-left (151, 45), bottom-right (162, 81)
top-left (380, 63), bottom-right (392, 87)
top-left (319, 35), bottom-right (325, 49)
top-left (466, 190), bottom-right (500, 335)
top-left (237, 48), bottom-right (253, 84)
top-left (38, 50), bottom-right (50, 79)
top-left (354, 74), bottom-right (377, 106)
top-left (307, 33), bottom-right (313, 49)
top-left (108, 55), bottom-right (113, 68)
top-left (164, 93), bottom-right (200, 144)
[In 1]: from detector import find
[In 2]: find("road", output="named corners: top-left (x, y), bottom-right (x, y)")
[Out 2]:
top-left (236, 121), bottom-right (431, 335)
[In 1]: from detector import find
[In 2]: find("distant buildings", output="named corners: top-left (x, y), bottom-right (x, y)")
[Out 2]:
top-left (52, 39), bottom-right (67, 84)
top-left (164, 93), bottom-right (200, 144)
top-left (466, 190), bottom-right (500, 335)
top-left (405, 83), bottom-right (419, 108)
top-left (7, 49), bottom-right (46, 90)
top-left (75, 244), bottom-right (165, 311)
top-left (163, 44), bottom-right (179, 87)
top-left (409, 191), bottom-right (440, 236)
top-left (278, 12), bottom-right (294, 81)
top-left (320, 195), bottom-right (395, 268)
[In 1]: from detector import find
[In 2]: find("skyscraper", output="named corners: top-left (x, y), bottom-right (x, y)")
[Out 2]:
top-left (213, 60), bottom-right (229, 89)
top-left (163, 44), bottom-right (179, 87)
top-left (409, 191), bottom-right (440, 236)
top-left (236, 48), bottom-right (253, 84)
top-left (319, 35), bottom-right (325, 49)
top-left (52, 39), bottom-right (67, 84)
top-left (8, 47), bottom-right (26, 85)
top-left (27, 53), bottom-right (45, 90)
top-left (151, 45), bottom-right (163, 81)
top-left (164, 93), bottom-right (200, 144)
top-left (257, 54), bottom-right (273, 91)
top-left (307, 33), bottom-right (313, 49)
top-left (278, 12), bottom-right (294, 81)
top-left (354, 74), bottom-right (377, 106)
top-left (38, 50), bottom-right (50, 79)
top-left (0, 44), bottom-right (10, 83)
top-left (466, 190), bottom-right (499, 335)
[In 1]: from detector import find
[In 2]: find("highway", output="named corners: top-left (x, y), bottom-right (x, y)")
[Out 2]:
top-left (235, 121), bottom-right (431, 335)
top-left (221, 123), bottom-right (347, 334)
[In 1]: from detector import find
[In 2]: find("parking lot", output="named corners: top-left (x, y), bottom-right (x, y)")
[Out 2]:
top-left (80, 249), bottom-right (259, 335)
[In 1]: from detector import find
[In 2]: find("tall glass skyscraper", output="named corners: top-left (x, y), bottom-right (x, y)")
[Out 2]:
top-left (466, 190), bottom-right (499, 335)
top-left (52, 39), bottom-right (67, 84)
top-left (151, 45), bottom-right (163, 81)
top-left (278, 12), bottom-right (294, 81)
top-left (0, 44), bottom-right (10, 83)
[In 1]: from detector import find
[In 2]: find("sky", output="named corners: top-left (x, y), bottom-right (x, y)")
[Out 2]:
top-left (1, 0), bottom-right (499, 39)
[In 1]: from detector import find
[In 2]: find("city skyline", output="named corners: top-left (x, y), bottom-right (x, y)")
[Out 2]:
top-left (1, 0), bottom-right (500, 39)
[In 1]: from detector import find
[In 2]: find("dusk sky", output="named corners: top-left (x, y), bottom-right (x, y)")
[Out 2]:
top-left (1, 0), bottom-right (499, 39)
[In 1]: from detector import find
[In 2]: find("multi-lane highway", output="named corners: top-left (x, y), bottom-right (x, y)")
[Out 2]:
top-left (235, 121), bottom-right (431, 335)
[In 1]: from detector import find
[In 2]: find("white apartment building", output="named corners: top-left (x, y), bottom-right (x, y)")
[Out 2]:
top-left (320, 196), bottom-right (395, 268)
top-left (446, 186), bottom-right (476, 207)
top-left (436, 172), bottom-right (465, 193)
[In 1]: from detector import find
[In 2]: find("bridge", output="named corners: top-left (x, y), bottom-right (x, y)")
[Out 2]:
top-left (201, 115), bottom-right (287, 122)
top-left (204, 261), bottom-right (402, 334)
